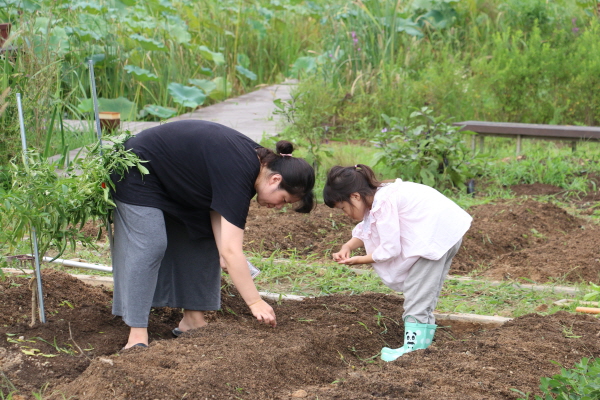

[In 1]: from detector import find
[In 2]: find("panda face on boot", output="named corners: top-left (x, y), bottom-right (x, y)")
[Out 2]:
top-left (404, 329), bottom-right (419, 350)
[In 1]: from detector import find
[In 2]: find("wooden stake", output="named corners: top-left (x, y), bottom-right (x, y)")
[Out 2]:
top-left (575, 306), bottom-right (600, 314)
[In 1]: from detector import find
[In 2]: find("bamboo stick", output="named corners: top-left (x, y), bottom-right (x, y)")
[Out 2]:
top-left (575, 307), bottom-right (600, 314)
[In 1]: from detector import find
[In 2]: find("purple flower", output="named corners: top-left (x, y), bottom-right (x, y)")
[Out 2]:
top-left (381, 128), bottom-right (388, 133)
top-left (351, 31), bottom-right (356, 39)
top-left (572, 18), bottom-right (579, 33)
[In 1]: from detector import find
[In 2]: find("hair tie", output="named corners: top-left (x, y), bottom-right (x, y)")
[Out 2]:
top-left (280, 154), bottom-right (292, 157)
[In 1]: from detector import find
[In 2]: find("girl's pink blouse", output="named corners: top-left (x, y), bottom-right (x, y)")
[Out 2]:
top-left (352, 179), bottom-right (472, 291)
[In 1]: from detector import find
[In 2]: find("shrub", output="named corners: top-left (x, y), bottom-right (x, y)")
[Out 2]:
top-left (372, 107), bottom-right (479, 191)
top-left (513, 358), bottom-right (600, 400)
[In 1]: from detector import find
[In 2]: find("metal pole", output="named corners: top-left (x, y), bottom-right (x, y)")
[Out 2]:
top-left (88, 60), bottom-right (115, 257)
top-left (88, 60), bottom-right (103, 147)
top-left (16, 93), bottom-right (46, 323)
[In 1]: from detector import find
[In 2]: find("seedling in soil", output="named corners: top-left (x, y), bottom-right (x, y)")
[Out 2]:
top-left (560, 323), bottom-right (582, 339)
top-left (20, 348), bottom-right (57, 358)
top-left (0, 370), bottom-right (18, 398)
top-left (224, 308), bottom-right (238, 316)
top-left (373, 308), bottom-right (400, 335)
top-left (59, 300), bottom-right (74, 309)
top-left (349, 346), bottom-right (379, 363)
top-left (36, 336), bottom-right (78, 356)
top-left (356, 321), bottom-right (372, 334)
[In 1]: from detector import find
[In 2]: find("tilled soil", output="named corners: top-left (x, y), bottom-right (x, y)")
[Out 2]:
top-left (1, 181), bottom-right (600, 399)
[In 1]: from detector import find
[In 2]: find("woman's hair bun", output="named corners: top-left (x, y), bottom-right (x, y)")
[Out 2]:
top-left (276, 140), bottom-right (294, 155)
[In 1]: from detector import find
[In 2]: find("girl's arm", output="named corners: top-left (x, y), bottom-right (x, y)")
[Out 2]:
top-left (210, 211), bottom-right (276, 327)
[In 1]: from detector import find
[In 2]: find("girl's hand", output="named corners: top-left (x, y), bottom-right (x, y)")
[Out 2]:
top-left (339, 255), bottom-right (373, 266)
top-left (338, 256), bottom-right (361, 265)
top-left (332, 246), bottom-right (351, 262)
top-left (248, 300), bottom-right (277, 327)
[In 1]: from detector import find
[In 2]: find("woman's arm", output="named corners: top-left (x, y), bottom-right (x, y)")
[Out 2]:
top-left (210, 211), bottom-right (276, 327)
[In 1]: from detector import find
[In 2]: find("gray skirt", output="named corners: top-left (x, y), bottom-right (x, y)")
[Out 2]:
top-left (111, 200), bottom-right (221, 328)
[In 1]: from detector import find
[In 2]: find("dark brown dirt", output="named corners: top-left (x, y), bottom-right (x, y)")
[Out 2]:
top-left (1, 181), bottom-right (600, 399)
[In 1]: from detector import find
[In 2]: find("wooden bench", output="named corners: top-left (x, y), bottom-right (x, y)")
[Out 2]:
top-left (453, 121), bottom-right (600, 155)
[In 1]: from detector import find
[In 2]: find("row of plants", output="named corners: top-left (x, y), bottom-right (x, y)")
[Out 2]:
top-left (277, 0), bottom-right (600, 143)
top-left (2, 0), bottom-right (600, 165)
top-left (0, 0), bottom-right (326, 164)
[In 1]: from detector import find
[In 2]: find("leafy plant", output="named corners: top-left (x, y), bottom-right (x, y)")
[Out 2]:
top-left (513, 358), bottom-right (600, 400)
top-left (373, 107), bottom-right (479, 191)
top-left (582, 283), bottom-right (600, 302)
top-left (0, 133), bottom-right (148, 259)
top-left (272, 89), bottom-right (333, 174)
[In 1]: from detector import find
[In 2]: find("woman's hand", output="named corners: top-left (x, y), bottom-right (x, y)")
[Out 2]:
top-left (219, 255), bottom-right (228, 273)
top-left (248, 300), bottom-right (277, 327)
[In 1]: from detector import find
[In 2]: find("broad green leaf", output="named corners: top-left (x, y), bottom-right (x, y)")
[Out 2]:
top-left (198, 67), bottom-right (213, 77)
top-left (85, 54), bottom-right (106, 64)
top-left (67, 27), bottom-right (103, 41)
top-left (188, 79), bottom-right (217, 95)
top-left (145, 0), bottom-right (176, 13)
top-left (68, 1), bottom-right (103, 14)
top-left (396, 18), bottom-right (423, 37)
top-left (124, 65), bottom-right (159, 82)
top-left (290, 56), bottom-right (317, 78)
top-left (198, 45), bottom-right (225, 65)
top-left (248, 19), bottom-right (267, 38)
top-left (235, 65), bottom-right (257, 81)
top-left (209, 77), bottom-right (232, 100)
top-left (168, 83), bottom-right (206, 108)
top-left (237, 53), bottom-right (250, 69)
top-left (130, 34), bottom-right (167, 52)
top-left (139, 104), bottom-right (177, 119)
top-left (165, 17), bottom-right (191, 44)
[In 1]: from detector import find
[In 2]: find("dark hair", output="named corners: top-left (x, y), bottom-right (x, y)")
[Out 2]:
top-left (323, 164), bottom-right (381, 208)
top-left (256, 140), bottom-right (316, 213)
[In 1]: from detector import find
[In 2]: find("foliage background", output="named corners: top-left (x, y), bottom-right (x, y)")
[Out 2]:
top-left (1, 0), bottom-right (599, 168)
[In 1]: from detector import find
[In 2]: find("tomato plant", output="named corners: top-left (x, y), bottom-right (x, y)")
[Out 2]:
top-left (0, 133), bottom-right (148, 258)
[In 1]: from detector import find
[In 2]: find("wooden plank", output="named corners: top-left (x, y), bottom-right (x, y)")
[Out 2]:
top-left (454, 121), bottom-right (600, 141)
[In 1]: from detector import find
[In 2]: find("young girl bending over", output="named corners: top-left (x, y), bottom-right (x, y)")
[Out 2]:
top-left (323, 164), bottom-right (472, 362)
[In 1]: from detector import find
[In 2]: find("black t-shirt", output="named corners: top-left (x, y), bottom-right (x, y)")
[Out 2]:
top-left (111, 120), bottom-right (261, 239)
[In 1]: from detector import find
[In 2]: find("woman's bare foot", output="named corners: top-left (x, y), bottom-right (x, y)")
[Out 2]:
top-left (124, 327), bottom-right (148, 349)
top-left (177, 310), bottom-right (207, 332)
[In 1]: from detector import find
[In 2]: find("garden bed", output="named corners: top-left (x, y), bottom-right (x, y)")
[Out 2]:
top-left (1, 181), bottom-right (600, 399)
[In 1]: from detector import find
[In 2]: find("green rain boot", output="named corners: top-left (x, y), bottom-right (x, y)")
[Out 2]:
top-left (380, 316), bottom-right (437, 362)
